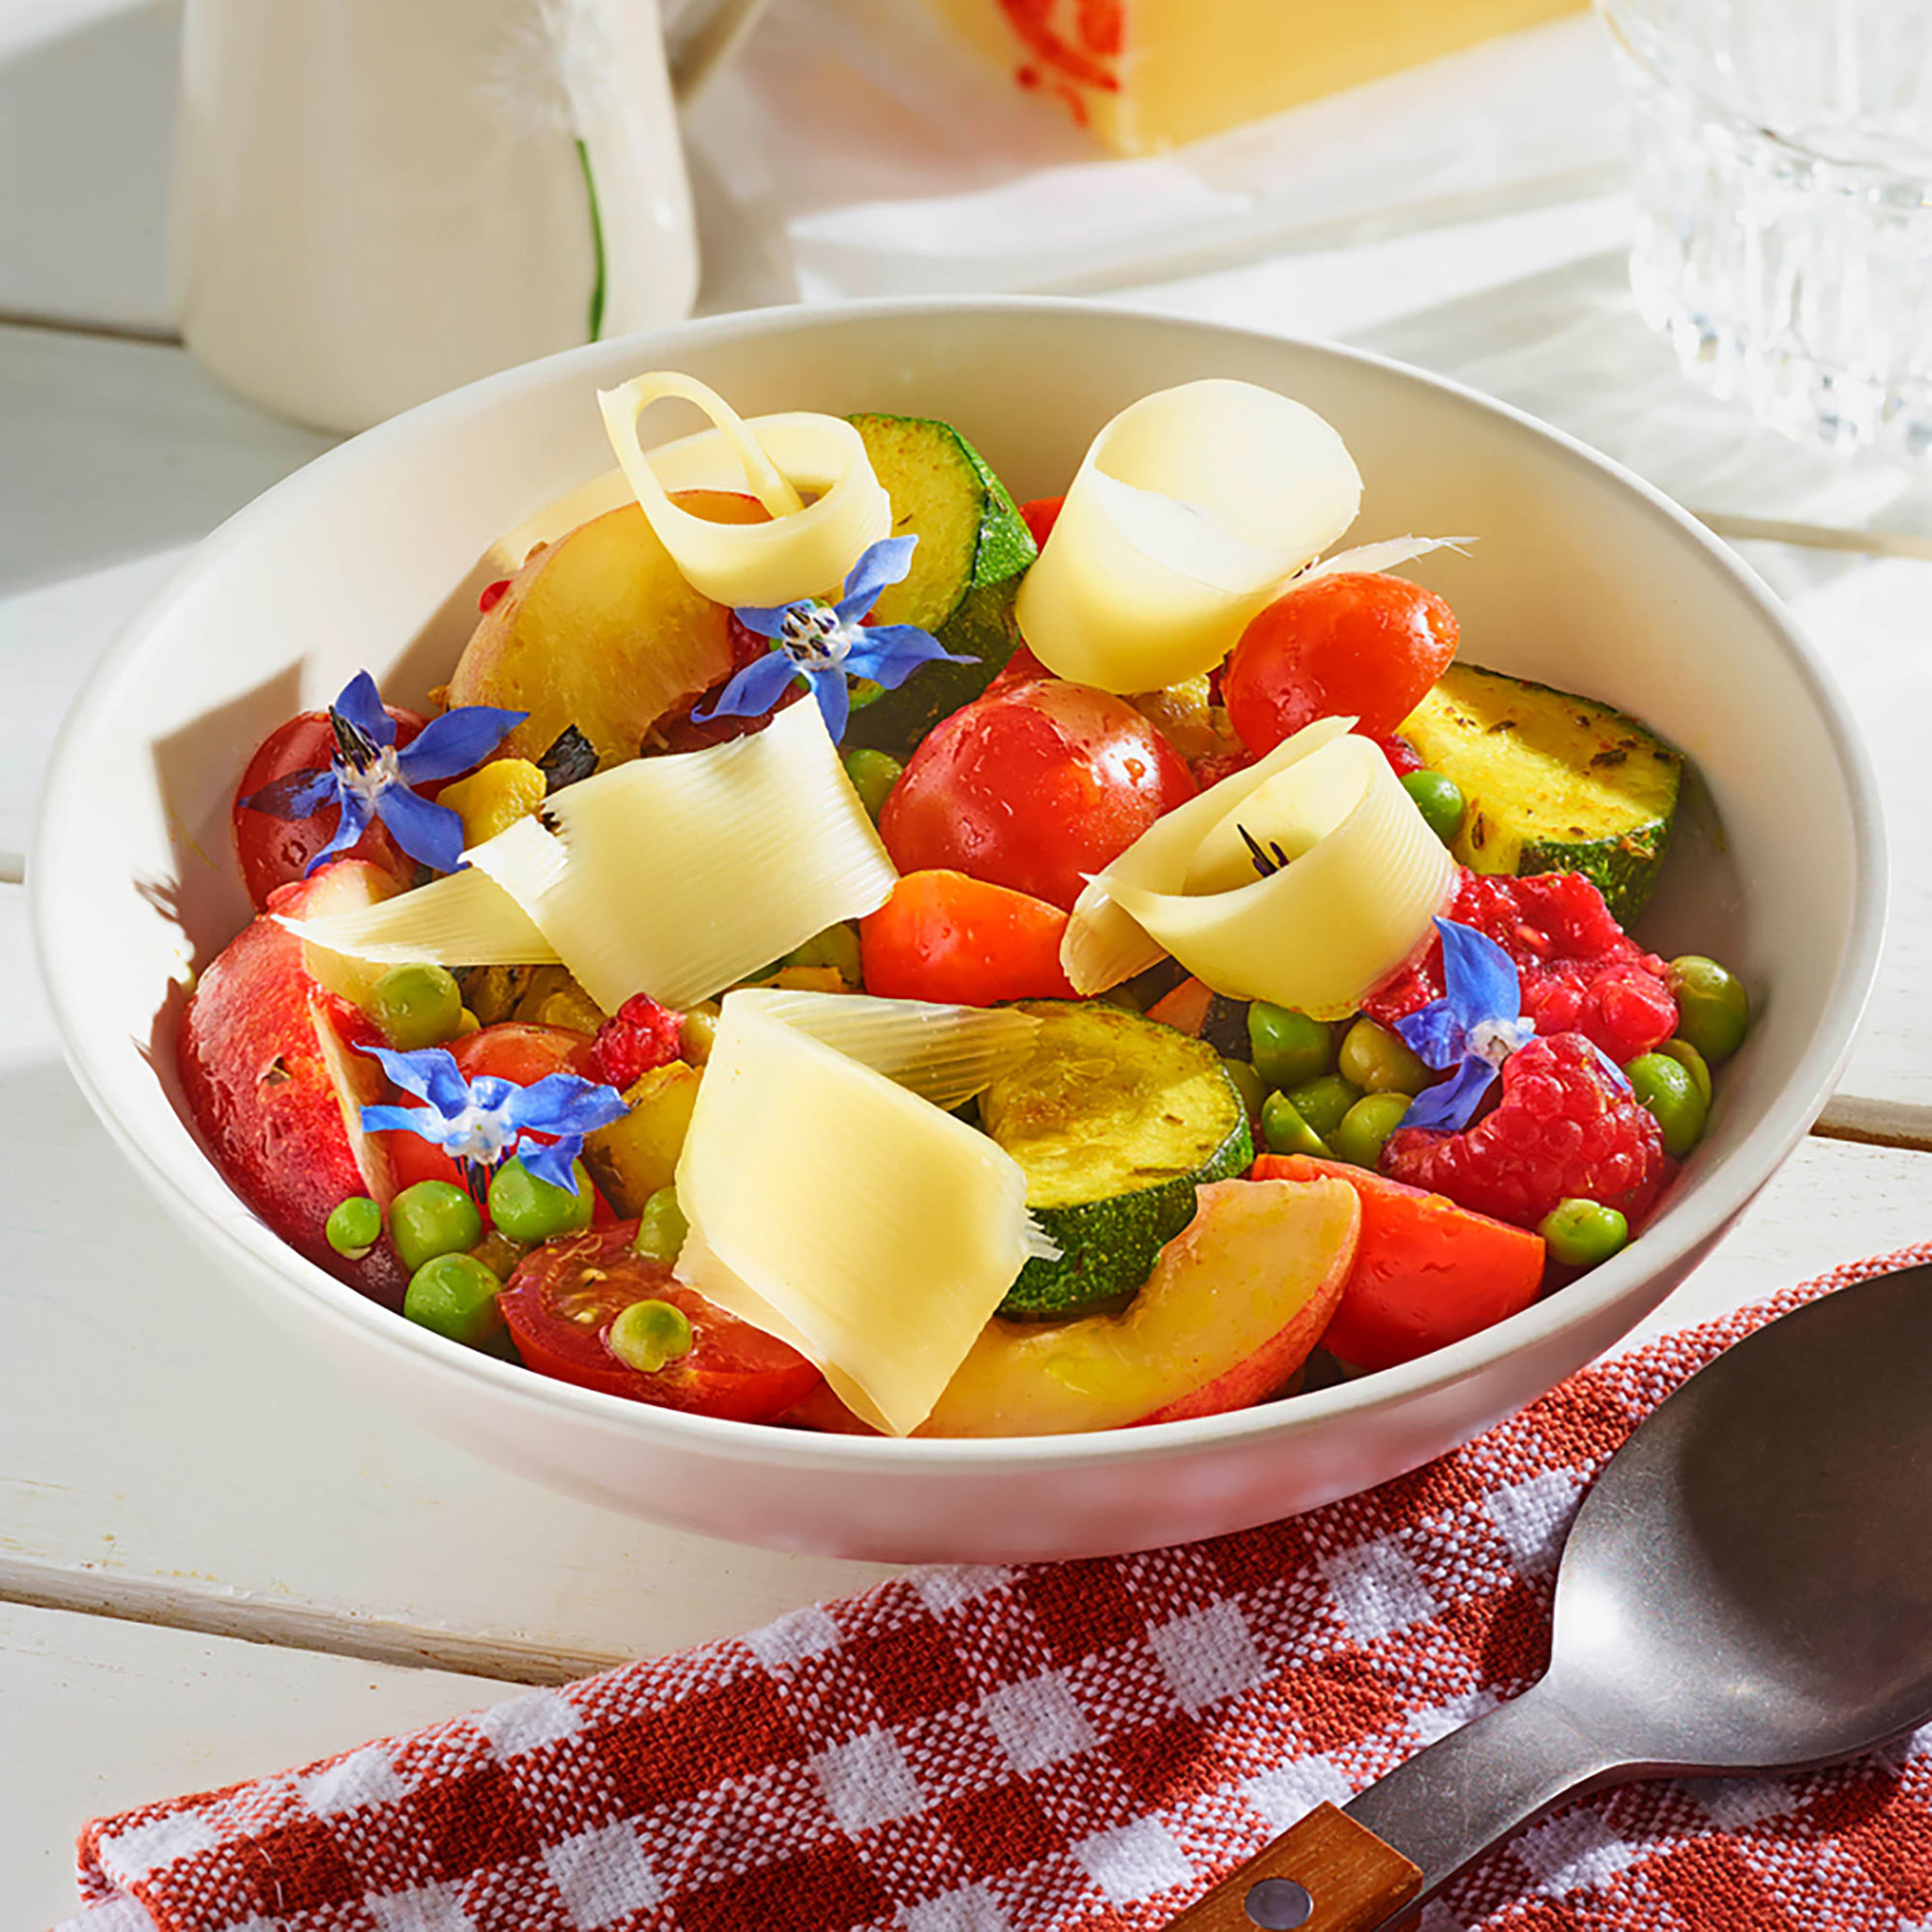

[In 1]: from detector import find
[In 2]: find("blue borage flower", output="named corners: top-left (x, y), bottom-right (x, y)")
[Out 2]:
top-left (359, 1045), bottom-right (629, 1199)
top-left (241, 671), bottom-right (526, 877)
top-left (1396, 918), bottom-right (1631, 1132)
top-left (696, 536), bottom-right (975, 744)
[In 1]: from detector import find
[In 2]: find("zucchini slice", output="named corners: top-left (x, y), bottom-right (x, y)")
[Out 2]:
top-left (981, 1001), bottom-right (1253, 1319)
top-left (1399, 662), bottom-right (1682, 923)
top-left (840, 414), bottom-right (1037, 758)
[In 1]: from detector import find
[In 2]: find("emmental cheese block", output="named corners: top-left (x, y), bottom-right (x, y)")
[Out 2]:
top-left (922, 0), bottom-right (1585, 155)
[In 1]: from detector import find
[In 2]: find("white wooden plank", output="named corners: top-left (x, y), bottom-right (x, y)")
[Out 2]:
top-left (1724, 545), bottom-right (1932, 1140)
top-left (3, 863), bottom-right (1927, 1675)
top-left (0, 324), bottom-right (335, 600)
top-left (1, 1599), bottom-right (501, 1931)
top-left (0, 547), bottom-right (184, 872)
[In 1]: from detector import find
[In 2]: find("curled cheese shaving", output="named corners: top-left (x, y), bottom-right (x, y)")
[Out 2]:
top-left (1063, 719), bottom-right (1457, 1021)
top-left (1015, 379), bottom-right (1362, 693)
top-left (598, 371), bottom-right (892, 607)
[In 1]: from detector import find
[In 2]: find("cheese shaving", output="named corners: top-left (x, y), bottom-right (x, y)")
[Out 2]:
top-left (1015, 379), bottom-right (1361, 692)
top-left (463, 700), bottom-right (898, 1012)
top-left (1063, 718), bottom-right (1457, 1019)
top-left (676, 998), bottom-right (1037, 1436)
top-left (727, 987), bottom-right (1039, 1111)
top-left (598, 371), bottom-right (892, 607)
top-left (277, 864), bottom-right (561, 967)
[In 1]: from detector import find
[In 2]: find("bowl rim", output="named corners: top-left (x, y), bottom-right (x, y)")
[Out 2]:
top-left (31, 292), bottom-right (1888, 1474)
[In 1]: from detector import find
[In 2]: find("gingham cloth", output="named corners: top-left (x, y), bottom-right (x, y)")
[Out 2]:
top-left (57, 1243), bottom-right (1932, 1932)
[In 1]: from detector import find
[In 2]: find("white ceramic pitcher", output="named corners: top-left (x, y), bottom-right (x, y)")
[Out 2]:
top-left (171, 0), bottom-right (765, 434)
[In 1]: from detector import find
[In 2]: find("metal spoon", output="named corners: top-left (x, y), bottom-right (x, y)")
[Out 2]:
top-left (1167, 1261), bottom-right (1932, 1932)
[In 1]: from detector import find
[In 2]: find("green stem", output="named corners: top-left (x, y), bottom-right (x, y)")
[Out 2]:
top-left (575, 136), bottom-right (606, 342)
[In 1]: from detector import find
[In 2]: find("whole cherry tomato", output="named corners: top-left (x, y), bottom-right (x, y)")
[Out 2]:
top-left (880, 681), bottom-right (1196, 912)
top-left (860, 870), bottom-right (1076, 1007)
top-left (1223, 572), bottom-right (1460, 752)
top-left (232, 705), bottom-right (432, 910)
top-left (501, 1223), bottom-right (822, 1421)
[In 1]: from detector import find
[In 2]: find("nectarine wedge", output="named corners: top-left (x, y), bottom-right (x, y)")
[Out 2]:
top-left (919, 1176), bottom-right (1359, 1436)
top-left (447, 494), bottom-right (764, 773)
top-left (178, 861), bottom-right (408, 1304)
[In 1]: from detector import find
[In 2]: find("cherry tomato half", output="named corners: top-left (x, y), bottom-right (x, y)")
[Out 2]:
top-left (860, 869), bottom-right (1076, 1007)
top-left (232, 705), bottom-right (430, 910)
top-left (502, 1223), bottom-right (822, 1421)
top-left (880, 680), bottom-right (1196, 912)
top-left (1223, 572), bottom-right (1460, 752)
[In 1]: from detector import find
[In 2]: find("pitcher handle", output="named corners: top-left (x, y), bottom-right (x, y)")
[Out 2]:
top-left (665, 0), bottom-right (770, 104)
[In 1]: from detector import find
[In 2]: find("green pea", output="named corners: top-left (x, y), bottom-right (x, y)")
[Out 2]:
top-left (1286, 1072), bottom-right (1361, 1140)
top-left (1657, 1036), bottom-right (1712, 1108)
top-left (633, 1186), bottom-right (690, 1264)
top-left (487, 1156), bottom-right (597, 1244)
top-left (325, 1195), bottom-right (383, 1261)
top-left (841, 746), bottom-right (903, 821)
top-left (1668, 955), bottom-right (1749, 1065)
top-left (369, 962), bottom-right (466, 1050)
top-left (606, 1298), bottom-right (695, 1374)
top-left (1539, 1198), bottom-right (1630, 1269)
top-left (1330, 1093), bottom-right (1411, 1170)
top-left (1337, 1017), bottom-right (1429, 1096)
top-left (404, 1251), bottom-right (505, 1348)
top-left (1625, 1051), bottom-right (1710, 1160)
top-left (1248, 1004), bottom-right (1334, 1091)
top-left (784, 922), bottom-right (864, 982)
top-left (1400, 769), bottom-right (1466, 844)
top-left (390, 1180), bottom-right (483, 1274)
top-left (1222, 1058), bottom-right (1269, 1122)
top-left (1262, 1090), bottom-right (1330, 1158)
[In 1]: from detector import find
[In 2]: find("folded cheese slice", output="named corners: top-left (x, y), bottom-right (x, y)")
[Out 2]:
top-left (1063, 717), bottom-right (1457, 1019)
top-left (675, 995), bottom-right (1039, 1436)
top-left (465, 698), bottom-right (897, 1012)
top-left (598, 371), bottom-right (892, 607)
top-left (283, 702), bottom-right (897, 1012)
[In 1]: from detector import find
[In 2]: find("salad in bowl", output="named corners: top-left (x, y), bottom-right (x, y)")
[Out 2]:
top-left (41, 301), bottom-right (1870, 1561)
top-left (173, 362), bottom-right (1754, 1449)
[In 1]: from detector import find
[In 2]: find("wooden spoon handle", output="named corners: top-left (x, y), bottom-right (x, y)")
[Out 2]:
top-left (1161, 1803), bottom-right (1421, 1932)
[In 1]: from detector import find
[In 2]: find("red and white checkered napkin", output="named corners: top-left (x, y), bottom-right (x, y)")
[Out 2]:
top-left (61, 1243), bottom-right (1932, 1932)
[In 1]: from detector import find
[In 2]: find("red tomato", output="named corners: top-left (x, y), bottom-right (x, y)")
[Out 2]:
top-left (861, 870), bottom-right (1076, 1006)
top-left (502, 1224), bottom-right (822, 1421)
top-left (1254, 1154), bottom-right (1545, 1371)
top-left (376, 1022), bottom-right (612, 1222)
top-left (1019, 495), bottom-right (1064, 548)
top-left (880, 681), bottom-right (1196, 912)
top-left (232, 706), bottom-right (430, 910)
top-left (1223, 572), bottom-right (1460, 752)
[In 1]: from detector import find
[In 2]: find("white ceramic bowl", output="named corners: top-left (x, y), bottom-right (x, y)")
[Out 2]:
top-left (33, 299), bottom-right (1883, 1564)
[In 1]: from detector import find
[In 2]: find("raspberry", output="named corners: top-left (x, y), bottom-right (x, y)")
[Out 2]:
top-left (1381, 1032), bottom-right (1665, 1231)
top-left (590, 995), bottom-right (684, 1090)
top-left (1365, 870), bottom-right (1678, 1064)
top-left (1375, 733), bottom-right (1423, 777)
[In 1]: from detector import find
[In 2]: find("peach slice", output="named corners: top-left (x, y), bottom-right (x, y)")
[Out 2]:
top-left (446, 492), bottom-right (765, 773)
top-left (919, 1175), bottom-right (1359, 1437)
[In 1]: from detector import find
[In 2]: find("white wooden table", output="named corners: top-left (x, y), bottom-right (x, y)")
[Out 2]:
top-left (5, 5), bottom-right (1930, 1925)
